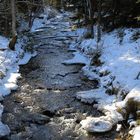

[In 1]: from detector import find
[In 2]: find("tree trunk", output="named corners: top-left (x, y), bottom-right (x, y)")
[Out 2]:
top-left (84, 0), bottom-right (94, 38)
top-left (88, 0), bottom-right (94, 38)
top-left (61, 0), bottom-right (64, 10)
top-left (97, 0), bottom-right (101, 43)
top-left (9, 0), bottom-right (17, 50)
top-left (11, 0), bottom-right (17, 36)
top-left (83, 0), bottom-right (88, 24)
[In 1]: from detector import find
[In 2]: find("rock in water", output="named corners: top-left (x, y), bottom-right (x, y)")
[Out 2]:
top-left (80, 117), bottom-right (113, 133)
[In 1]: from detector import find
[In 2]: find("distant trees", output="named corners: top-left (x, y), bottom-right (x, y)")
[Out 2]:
top-left (0, 0), bottom-right (44, 50)
top-left (64, 0), bottom-right (140, 41)
top-left (42, 0), bottom-right (140, 43)
top-left (76, 0), bottom-right (139, 27)
top-left (0, 0), bottom-right (44, 36)
top-left (0, 0), bottom-right (139, 42)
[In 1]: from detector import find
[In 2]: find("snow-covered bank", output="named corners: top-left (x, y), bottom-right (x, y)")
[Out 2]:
top-left (69, 28), bottom-right (140, 92)
top-left (0, 35), bottom-right (36, 136)
top-left (65, 27), bottom-right (140, 139)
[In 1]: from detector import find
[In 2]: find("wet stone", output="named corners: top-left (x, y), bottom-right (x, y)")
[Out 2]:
top-left (21, 113), bottom-right (50, 125)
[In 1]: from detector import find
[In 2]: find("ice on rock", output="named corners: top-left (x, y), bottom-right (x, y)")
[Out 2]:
top-left (76, 88), bottom-right (115, 105)
top-left (81, 116), bottom-right (113, 133)
top-left (63, 52), bottom-right (90, 65)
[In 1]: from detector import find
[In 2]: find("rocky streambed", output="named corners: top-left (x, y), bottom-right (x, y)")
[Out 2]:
top-left (1, 12), bottom-right (122, 140)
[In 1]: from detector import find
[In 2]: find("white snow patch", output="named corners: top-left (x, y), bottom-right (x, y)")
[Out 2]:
top-left (82, 66), bottom-right (99, 80)
top-left (0, 36), bottom-right (9, 49)
top-left (31, 6), bottom-right (59, 32)
top-left (79, 39), bottom-right (97, 55)
top-left (31, 18), bottom-right (45, 32)
top-left (99, 29), bottom-right (140, 91)
top-left (63, 52), bottom-right (90, 65)
top-left (18, 51), bottom-right (37, 65)
top-left (76, 88), bottom-right (115, 106)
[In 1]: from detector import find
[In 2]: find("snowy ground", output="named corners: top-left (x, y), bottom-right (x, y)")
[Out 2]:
top-left (0, 35), bottom-right (37, 136)
top-left (64, 26), bottom-right (140, 139)
top-left (66, 28), bottom-right (140, 92)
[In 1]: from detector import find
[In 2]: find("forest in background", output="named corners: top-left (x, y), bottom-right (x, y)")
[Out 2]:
top-left (0, 0), bottom-right (140, 37)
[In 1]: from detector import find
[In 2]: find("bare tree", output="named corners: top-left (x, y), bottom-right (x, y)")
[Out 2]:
top-left (83, 0), bottom-right (95, 38)
top-left (61, 0), bottom-right (64, 9)
top-left (97, 0), bottom-right (101, 43)
top-left (11, 0), bottom-right (17, 36)
top-left (9, 0), bottom-right (17, 50)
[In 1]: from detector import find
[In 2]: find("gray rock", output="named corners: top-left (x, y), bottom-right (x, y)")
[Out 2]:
top-left (21, 113), bottom-right (50, 125)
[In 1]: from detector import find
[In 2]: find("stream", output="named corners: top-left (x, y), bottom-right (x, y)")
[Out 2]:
top-left (2, 12), bottom-right (118, 140)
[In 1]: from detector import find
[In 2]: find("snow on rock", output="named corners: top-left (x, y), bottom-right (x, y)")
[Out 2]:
top-left (79, 39), bottom-right (97, 55)
top-left (31, 18), bottom-right (45, 32)
top-left (82, 66), bottom-right (99, 80)
top-left (18, 51), bottom-right (37, 65)
top-left (76, 88), bottom-right (115, 105)
top-left (1, 72), bottom-right (21, 96)
top-left (124, 87), bottom-right (140, 102)
top-left (80, 113), bottom-right (124, 133)
top-left (63, 52), bottom-right (90, 65)
top-left (81, 116), bottom-right (113, 133)
top-left (31, 6), bottom-right (59, 32)
top-left (0, 36), bottom-right (9, 49)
